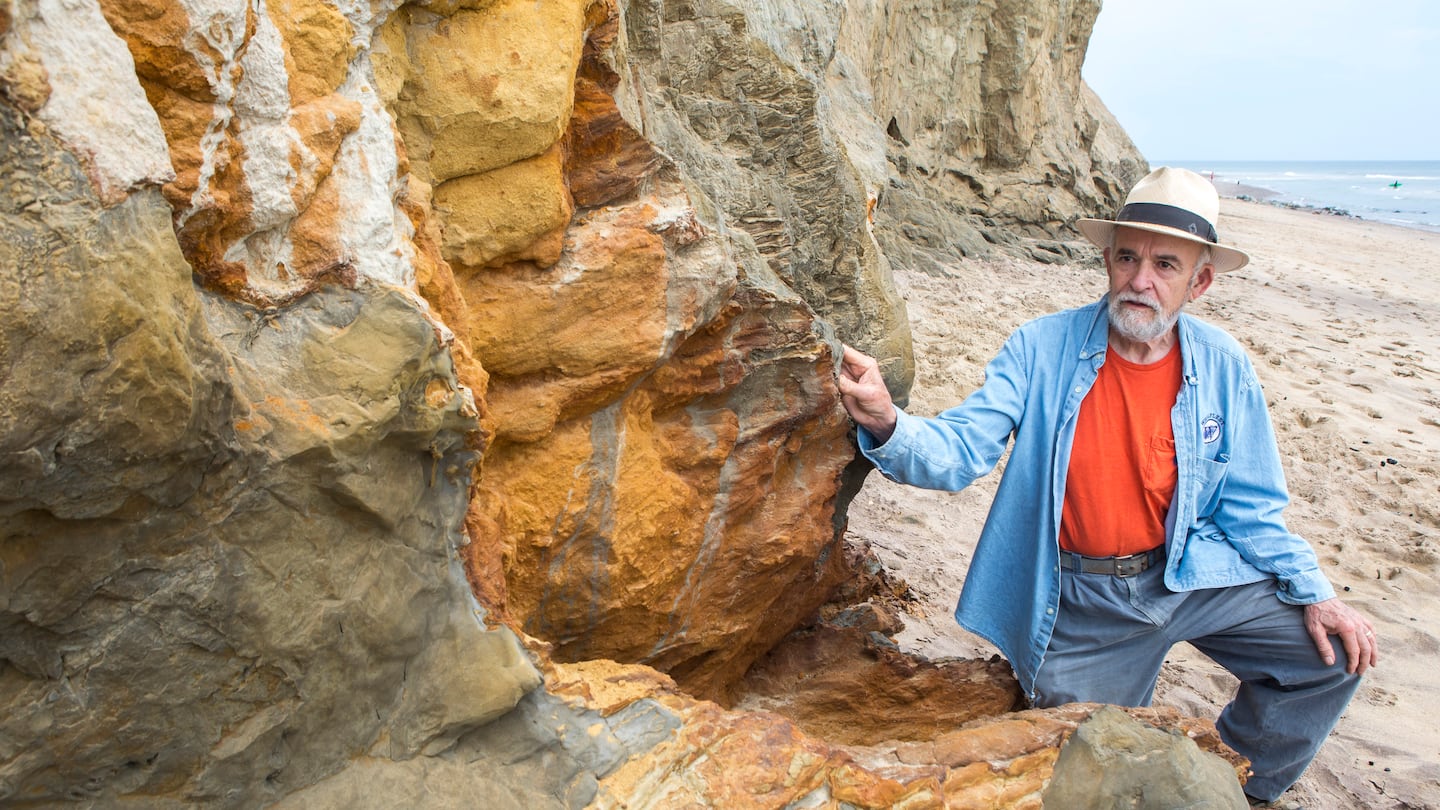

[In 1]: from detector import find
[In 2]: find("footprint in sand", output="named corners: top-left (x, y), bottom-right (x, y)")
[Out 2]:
top-left (1361, 685), bottom-right (1398, 708)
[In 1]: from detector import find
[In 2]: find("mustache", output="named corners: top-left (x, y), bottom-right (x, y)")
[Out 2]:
top-left (1114, 292), bottom-right (1161, 313)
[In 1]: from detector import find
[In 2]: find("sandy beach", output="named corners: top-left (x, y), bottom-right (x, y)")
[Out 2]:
top-left (846, 197), bottom-right (1440, 808)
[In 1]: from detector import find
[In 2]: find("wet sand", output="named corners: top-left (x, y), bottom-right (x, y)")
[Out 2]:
top-left (1212, 177), bottom-right (1282, 201)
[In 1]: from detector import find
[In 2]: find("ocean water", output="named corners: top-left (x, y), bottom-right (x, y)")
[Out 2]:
top-left (1161, 160), bottom-right (1440, 234)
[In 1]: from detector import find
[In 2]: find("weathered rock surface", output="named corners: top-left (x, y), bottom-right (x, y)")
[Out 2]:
top-left (1041, 706), bottom-right (1250, 809)
top-left (0, 94), bottom-right (539, 802)
top-left (591, 674), bottom-right (1247, 810)
top-left (618, 0), bottom-right (918, 388)
top-left (843, 0), bottom-right (1150, 269)
top-left (374, 0), bottom-right (871, 703)
top-left (0, 0), bottom-right (1196, 805)
top-left (737, 619), bottom-right (1023, 746)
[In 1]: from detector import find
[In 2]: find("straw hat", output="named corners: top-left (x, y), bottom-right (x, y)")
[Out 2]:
top-left (1077, 166), bottom-right (1250, 273)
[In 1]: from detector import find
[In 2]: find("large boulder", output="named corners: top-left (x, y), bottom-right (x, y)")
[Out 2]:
top-left (1041, 706), bottom-right (1250, 809)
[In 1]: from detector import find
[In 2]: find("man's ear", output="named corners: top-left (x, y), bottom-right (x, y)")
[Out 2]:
top-left (1189, 265), bottom-right (1215, 301)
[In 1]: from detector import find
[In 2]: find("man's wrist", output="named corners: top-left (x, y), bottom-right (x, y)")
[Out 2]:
top-left (856, 408), bottom-right (897, 446)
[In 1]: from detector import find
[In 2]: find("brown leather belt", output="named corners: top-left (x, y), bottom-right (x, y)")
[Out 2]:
top-left (1058, 546), bottom-right (1165, 578)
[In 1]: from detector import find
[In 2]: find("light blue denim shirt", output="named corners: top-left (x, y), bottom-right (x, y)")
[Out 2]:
top-left (858, 296), bottom-right (1335, 697)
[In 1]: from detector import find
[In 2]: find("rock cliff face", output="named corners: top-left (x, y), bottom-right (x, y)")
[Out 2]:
top-left (843, 0), bottom-right (1148, 268)
top-left (0, 0), bottom-right (1175, 806)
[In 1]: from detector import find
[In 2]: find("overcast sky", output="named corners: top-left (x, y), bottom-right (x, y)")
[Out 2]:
top-left (1082, 0), bottom-right (1440, 161)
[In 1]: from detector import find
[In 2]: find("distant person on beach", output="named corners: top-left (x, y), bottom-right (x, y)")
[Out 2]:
top-left (837, 167), bottom-right (1378, 806)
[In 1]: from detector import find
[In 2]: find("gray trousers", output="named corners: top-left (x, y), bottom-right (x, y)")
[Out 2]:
top-left (1032, 562), bottom-right (1361, 801)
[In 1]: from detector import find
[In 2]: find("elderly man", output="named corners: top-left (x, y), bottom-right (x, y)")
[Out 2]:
top-left (837, 167), bottom-right (1377, 806)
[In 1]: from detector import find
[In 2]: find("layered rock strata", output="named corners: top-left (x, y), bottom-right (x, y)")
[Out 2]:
top-left (841, 0), bottom-right (1149, 267)
top-left (357, 0), bottom-right (878, 702)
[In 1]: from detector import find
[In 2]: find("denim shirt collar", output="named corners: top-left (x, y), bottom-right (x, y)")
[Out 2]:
top-left (1087, 294), bottom-right (1202, 386)
top-left (1080, 297), bottom-right (1109, 361)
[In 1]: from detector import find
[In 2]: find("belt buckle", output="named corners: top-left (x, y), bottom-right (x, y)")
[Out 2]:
top-left (1113, 553), bottom-right (1148, 578)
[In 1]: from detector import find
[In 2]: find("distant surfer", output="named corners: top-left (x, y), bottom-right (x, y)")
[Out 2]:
top-left (1389, 180), bottom-right (1402, 188)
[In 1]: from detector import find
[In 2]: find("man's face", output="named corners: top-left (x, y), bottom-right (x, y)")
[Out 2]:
top-left (1104, 227), bottom-right (1215, 344)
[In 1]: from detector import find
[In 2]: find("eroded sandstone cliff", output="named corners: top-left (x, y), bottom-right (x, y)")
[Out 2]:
top-left (0, 0), bottom-right (1223, 806)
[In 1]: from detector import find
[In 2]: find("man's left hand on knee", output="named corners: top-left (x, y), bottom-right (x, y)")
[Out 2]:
top-left (1304, 598), bottom-right (1379, 675)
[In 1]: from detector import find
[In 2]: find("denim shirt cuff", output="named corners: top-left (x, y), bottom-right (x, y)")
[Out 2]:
top-left (1274, 568), bottom-right (1338, 605)
top-left (858, 408), bottom-right (912, 463)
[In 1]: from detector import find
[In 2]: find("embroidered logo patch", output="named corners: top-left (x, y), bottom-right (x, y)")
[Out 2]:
top-left (1201, 415), bottom-right (1225, 444)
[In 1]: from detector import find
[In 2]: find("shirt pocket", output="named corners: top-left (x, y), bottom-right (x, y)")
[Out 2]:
top-left (1144, 435), bottom-right (1178, 498)
top-left (1194, 454), bottom-right (1229, 518)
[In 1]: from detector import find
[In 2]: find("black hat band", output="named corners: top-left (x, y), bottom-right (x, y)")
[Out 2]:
top-left (1116, 202), bottom-right (1218, 243)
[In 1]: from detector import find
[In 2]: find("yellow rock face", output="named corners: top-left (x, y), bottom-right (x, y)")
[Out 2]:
top-left (264, 0), bottom-right (355, 104)
top-left (374, 0), bottom-right (589, 185)
top-left (435, 145), bottom-right (575, 270)
top-left (478, 267), bottom-right (854, 701)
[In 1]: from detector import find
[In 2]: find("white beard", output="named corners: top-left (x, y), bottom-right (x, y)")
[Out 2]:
top-left (1109, 292), bottom-right (1182, 343)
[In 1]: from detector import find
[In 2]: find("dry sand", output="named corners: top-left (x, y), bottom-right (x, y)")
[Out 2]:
top-left (846, 198), bottom-right (1440, 808)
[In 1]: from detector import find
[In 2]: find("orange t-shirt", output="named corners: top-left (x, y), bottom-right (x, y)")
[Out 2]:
top-left (1059, 345), bottom-right (1183, 557)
